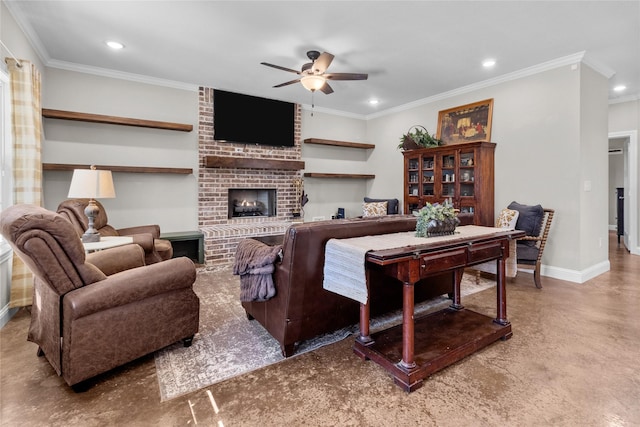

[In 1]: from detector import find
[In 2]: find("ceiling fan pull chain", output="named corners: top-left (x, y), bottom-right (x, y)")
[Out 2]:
top-left (311, 91), bottom-right (315, 117)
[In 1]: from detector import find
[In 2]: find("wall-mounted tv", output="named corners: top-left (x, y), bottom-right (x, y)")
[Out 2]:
top-left (213, 89), bottom-right (295, 147)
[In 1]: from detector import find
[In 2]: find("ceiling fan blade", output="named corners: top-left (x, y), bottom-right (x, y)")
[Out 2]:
top-left (261, 62), bottom-right (301, 74)
top-left (313, 52), bottom-right (334, 73)
top-left (273, 78), bottom-right (301, 88)
top-left (320, 82), bottom-right (334, 94)
top-left (325, 73), bottom-right (368, 81)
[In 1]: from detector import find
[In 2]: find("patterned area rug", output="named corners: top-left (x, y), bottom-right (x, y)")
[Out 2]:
top-left (154, 267), bottom-right (494, 401)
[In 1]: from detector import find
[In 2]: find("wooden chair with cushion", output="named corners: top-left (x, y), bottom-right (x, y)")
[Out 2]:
top-left (514, 207), bottom-right (554, 289)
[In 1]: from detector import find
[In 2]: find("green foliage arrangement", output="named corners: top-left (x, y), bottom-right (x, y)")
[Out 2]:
top-left (398, 126), bottom-right (442, 150)
top-left (414, 200), bottom-right (459, 237)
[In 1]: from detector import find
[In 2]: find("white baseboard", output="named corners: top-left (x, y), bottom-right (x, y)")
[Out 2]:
top-left (529, 260), bottom-right (611, 284)
top-left (0, 304), bottom-right (18, 329)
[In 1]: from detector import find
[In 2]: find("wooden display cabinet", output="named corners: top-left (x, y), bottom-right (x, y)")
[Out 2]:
top-left (403, 141), bottom-right (495, 226)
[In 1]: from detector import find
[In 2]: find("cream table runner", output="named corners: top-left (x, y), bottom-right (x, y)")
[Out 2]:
top-left (322, 226), bottom-right (506, 304)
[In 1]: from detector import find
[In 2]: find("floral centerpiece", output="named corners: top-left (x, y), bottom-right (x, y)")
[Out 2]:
top-left (414, 200), bottom-right (460, 237)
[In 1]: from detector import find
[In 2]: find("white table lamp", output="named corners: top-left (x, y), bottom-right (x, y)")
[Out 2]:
top-left (68, 165), bottom-right (116, 243)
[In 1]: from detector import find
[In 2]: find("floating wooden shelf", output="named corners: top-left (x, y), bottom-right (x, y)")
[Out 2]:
top-left (43, 163), bottom-right (193, 175)
top-left (303, 173), bottom-right (375, 179)
top-left (42, 109), bottom-right (193, 132)
top-left (303, 138), bottom-right (375, 149)
top-left (204, 156), bottom-right (305, 171)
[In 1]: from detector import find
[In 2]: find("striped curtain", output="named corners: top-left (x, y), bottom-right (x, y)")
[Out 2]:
top-left (6, 58), bottom-right (43, 308)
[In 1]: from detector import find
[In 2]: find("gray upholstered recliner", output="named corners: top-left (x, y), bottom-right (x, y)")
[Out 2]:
top-left (0, 204), bottom-right (199, 388)
top-left (57, 198), bottom-right (173, 265)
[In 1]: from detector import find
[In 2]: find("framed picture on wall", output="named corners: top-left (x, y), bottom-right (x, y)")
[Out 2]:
top-left (436, 99), bottom-right (494, 145)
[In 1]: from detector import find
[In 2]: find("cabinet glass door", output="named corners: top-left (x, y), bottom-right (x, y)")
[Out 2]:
top-left (459, 150), bottom-right (475, 198)
top-left (422, 155), bottom-right (435, 197)
top-left (441, 154), bottom-right (455, 197)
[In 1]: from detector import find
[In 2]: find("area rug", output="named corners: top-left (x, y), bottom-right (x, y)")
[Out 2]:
top-left (154, 267), bottom-right (494, 401)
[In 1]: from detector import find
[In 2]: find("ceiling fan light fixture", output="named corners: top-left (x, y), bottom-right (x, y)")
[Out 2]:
top-left (300, 75), bottom-right (326, 92)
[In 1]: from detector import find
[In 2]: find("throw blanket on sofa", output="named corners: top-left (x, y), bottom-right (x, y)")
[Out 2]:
top-left (233, 239), bottom-right (282, 302)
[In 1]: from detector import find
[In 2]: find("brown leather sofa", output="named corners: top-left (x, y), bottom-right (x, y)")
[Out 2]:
top-left (57, 198), bottom-right (173, 265)
top-left (0, 204), bottom-right (199, 388)
top-left (241, 215), bottom-right (454, 357)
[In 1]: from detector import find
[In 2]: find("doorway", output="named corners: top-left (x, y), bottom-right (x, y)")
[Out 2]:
top-left (609, 130), bottom-right (638, 255)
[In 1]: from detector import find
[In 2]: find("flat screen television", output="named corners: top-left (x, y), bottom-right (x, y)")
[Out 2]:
top-left (213, 89), bottom-right (295, 147)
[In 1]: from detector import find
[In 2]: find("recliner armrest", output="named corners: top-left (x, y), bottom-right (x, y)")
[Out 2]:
top-left (63, 257), bottom-right (196, 320)
top-left (117, 225), bottom-right (160, 239)
top-left (86, 244), bottom-right (146, 276)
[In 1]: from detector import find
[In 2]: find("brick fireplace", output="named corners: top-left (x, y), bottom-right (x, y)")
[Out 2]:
top-left (198, 87), bottom-right (303, 265)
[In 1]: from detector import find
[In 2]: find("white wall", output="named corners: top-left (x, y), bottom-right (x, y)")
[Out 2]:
top-left (367, 63), bottom-right (606, 280)
top-left (41, 69), bottom-right (199, 233)
top-left (578, 64), bottom-right (610, 272)
top-left (300, 109), bottom-right (368, 220)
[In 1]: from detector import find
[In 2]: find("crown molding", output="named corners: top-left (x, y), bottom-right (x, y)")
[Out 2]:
top-left (47, 59), bottom-right (199, 92)
top-left (3, 1), bottom-right (50, 65)
top-left (609, 94), bottom-right (640, 105)
top-left (365, 52), bottom-right (589, 120)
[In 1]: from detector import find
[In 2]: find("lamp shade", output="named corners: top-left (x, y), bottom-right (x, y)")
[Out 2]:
top-left (300, 75), bottom-right (326, 92)
top-left (68, 168), bottom-right (116, 199)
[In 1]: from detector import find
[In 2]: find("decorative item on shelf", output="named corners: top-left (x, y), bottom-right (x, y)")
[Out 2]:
top-left (414, 200), bottom-right (460, 237)
top-left (397, 125), bottom-right (442, 151)
top-left (67, 165), bottom-right (116, 243)
top-left (292, 177), bottom-right (308, 219)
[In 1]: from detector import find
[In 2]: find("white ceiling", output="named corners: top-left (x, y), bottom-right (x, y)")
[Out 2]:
top-left (4, 1), bottom-right (639, 117)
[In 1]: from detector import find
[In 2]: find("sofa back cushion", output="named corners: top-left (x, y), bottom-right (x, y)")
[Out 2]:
top-left (278, 216), bottom-right (418, 320)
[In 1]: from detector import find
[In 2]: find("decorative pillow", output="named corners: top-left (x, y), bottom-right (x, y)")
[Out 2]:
top-left (495, 208), bottom-right (519, 229)
top-left (364, 197), bottom-right (399, 215)
top-left (362, 201), bottom-right (388, 217)
top-left (508, 201), bottom-right (544, 246)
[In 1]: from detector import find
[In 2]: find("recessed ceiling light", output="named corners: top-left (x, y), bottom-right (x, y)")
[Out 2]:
top-left (106, 41), bottom-right (124, 50)
top-left (369, 99), bottom-right (379, 105)
top-left (482, 59), bottom-right (496, 68)
top-left (613, 85), bottom-right (627, 92)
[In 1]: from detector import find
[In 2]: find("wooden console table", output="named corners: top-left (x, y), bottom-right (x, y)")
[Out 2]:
top-left (351, 227), bottom-right (524, 392)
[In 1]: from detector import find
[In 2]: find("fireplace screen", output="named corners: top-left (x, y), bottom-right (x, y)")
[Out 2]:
top-left (228, 188), bottom-right (277, 219)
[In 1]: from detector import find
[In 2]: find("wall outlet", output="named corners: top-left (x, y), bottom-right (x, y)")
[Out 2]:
top-left (312, 216), bottom-right (325, 221)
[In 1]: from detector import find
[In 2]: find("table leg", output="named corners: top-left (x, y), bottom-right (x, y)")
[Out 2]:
top-left (398, 281), bottom-right (416, 370)
top-left (494, 256), bottom-right (509, 326)
top-left (356, 269), bottom-right (373, 345)
top-left (450, 268), bottom-right (464, 310)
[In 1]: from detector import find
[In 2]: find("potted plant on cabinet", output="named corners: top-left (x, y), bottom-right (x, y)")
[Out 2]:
top-left (398, 125), bottom-right (442, 150)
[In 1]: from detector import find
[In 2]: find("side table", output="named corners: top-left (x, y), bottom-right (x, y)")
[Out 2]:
top-left (83, 236), bottom-right (134, 253)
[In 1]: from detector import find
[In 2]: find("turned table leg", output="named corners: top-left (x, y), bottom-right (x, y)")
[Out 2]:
top-left (398, 281), bottom-right (416, 370)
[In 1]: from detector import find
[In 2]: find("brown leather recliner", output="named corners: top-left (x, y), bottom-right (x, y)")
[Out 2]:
top-left (0, 204), bottom-right (200, 388)
top-left (57, 198), bottom-right (173, 265)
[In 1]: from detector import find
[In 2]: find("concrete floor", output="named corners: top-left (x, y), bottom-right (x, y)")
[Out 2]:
top-left (1, 232), bottom-right (639, 426)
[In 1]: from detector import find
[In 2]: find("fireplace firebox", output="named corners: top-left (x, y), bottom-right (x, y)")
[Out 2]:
top-left (228, 188), bottom-right (277, 219)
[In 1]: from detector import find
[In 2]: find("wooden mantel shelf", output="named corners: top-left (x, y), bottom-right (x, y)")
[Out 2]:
top-left (204, 156), bottom-right (305, 171)
top-left (43, 163), bottom-right (193, 175)
top-left (42, 109), bottom-right (193, 132)
top-left (303, 138), bottom-right (375, 149)
top-left (304, 173), bottom-right (375, 179)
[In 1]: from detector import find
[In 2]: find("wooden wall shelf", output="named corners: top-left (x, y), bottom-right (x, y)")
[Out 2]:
top-left (204, 156), bottom-right (305, 171)
top-left (43, 163), bottom-right (193, 175)
top-left (303, 138), bottom-right (375, 149)
top-left (42, 109), bottom-right (193, 132)
top-left (303, 173), bottom-right (375, 179)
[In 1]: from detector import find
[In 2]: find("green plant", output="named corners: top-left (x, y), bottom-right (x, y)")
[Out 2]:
top-left (414, 200), bottom-right (459, 237)
top-left (398, 126), bottom-right (442, 150)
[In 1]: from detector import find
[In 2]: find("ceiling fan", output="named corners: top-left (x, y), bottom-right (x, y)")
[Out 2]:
top-left (261, 50), bottom-right (368, 94)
